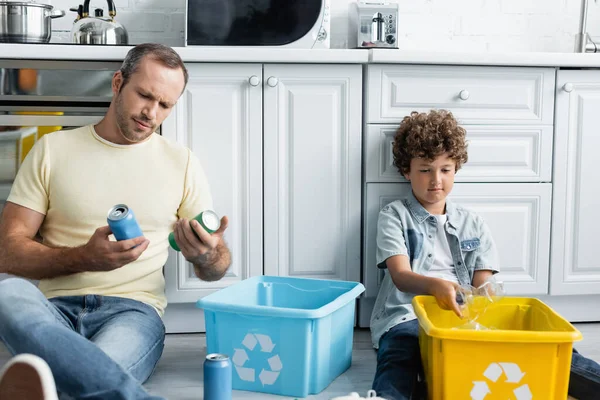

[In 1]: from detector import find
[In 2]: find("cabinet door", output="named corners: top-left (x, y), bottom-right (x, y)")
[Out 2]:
top-left (449, 183), bottom-right (551, 295)
top-left (360, 183), bottom-right (551, 327)
top-left (161, 64), bottom-right (263, 304)
top-left (551, 71), bottom-right (600, 295)
top-left (263, 64), bottom-right (362, 282)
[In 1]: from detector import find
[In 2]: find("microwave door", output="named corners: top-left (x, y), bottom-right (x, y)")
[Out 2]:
top-left (187, 0), bottom-right (323, 45)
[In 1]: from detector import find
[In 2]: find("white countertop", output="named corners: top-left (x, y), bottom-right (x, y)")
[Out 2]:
top-left (369, 48), bottom-right (600, 68)
top-left (3, 43), bottom-right (600, 68)
top-left (0, 44), bottom-right (369, 64)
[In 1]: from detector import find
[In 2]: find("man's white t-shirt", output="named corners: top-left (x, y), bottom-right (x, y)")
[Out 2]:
top-left (7, 125), bottom-right (213, 315)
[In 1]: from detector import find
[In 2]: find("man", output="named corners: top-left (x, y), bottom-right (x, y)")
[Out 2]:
top-left (0, 43), bottom-right (231, 399)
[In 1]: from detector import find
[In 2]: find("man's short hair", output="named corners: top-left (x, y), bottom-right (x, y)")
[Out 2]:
top-left (119, 43), bottom-right (188, 90)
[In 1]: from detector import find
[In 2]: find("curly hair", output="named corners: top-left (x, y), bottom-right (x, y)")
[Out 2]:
top-left (392, 110), bottom-right (468, 175)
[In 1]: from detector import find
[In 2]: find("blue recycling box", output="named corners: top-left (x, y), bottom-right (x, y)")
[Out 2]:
top-left (196, 276), bottom-right (365, 398)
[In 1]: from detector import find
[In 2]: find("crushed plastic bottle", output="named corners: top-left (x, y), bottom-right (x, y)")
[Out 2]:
top-left (454, 275), bottom-right (505, 330)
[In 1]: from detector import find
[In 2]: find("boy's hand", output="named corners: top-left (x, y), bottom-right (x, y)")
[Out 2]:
top-left (429, 278), bottom-right (463, 318)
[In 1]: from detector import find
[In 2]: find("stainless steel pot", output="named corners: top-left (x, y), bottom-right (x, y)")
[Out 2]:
top-left (0, 2), bottom-right (66, 43)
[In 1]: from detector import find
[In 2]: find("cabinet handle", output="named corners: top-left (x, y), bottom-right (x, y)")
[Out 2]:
top-left (249, 75), bottom-right (260, 86)
top-left (563, 83), bottom-right (574, 93)
top-left (267, 76), bottom-right (279, 87)
top-left (459, 90), bottom-right (470, 100)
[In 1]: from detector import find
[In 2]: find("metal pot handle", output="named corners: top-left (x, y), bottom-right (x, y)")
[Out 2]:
top-left (83, 0), bottom-right (117, 18)
top-left (50, 9), bottom-right (66, 19)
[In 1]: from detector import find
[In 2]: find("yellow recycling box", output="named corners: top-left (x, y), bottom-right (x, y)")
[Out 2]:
top-left (412, 296), bottom-right (582, 400)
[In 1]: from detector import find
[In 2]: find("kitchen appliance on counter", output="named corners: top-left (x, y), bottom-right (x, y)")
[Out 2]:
top-left (0, 1), bottom-right (65, 43)
top-left (70, 0), bottom-right (128, 45)
top-left (348, 1), bottom-right (398, 49)
top-left (185, 0), bottom-right (330, 48)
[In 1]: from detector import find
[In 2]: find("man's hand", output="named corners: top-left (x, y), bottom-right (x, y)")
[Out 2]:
top-left (172, 215), bottom-right (229, 265)
top-left (81, 226), bottom-right (149, 272)
top-left (429, 278), bottom-right (463, 318)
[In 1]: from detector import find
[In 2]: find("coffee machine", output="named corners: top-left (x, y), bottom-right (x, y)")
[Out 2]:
top-left (349, 1), bottom-right (399, 49)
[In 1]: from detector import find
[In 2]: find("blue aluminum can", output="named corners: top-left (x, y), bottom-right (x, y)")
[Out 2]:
top-left (106, 204), bottom-right (143, 241)
top-left (204, 353), bottom-right (232, 400)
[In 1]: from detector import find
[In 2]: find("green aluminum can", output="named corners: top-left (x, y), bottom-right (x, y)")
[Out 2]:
top-left (169, 210), bottom-right (221, 252)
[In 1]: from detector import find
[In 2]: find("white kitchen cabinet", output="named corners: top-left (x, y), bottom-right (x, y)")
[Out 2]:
top-left (161, 64), bottom-right (264, 307)
top-left (263, 64), bottom-right (362, 282)
top-left (551, 71), bottom-right (600, 295)
top-left (359, 182), bottom-right (552, 327)
top-left (161, 63), bottom-right (363, 332)
top-left (365, 124), bottom-right (553, 183)
top-left (360, 63), bottom-right (557, 328)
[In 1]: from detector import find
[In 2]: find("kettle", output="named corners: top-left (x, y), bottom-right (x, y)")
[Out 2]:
top-left (70, 0), bottom-right (128, 45)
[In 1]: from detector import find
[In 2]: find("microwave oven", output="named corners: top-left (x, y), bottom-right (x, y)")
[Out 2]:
top-left (185, 0), bottom-right (330, 49)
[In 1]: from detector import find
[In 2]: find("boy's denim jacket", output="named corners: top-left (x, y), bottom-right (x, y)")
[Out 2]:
top-left (370, 190), bottom-right (499, 349)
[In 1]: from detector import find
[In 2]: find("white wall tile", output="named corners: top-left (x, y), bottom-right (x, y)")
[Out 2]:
top-left (399, 13), bottom-right (460, 37)
top-left (117, 11), bottom-right (166, 32)
top-left (133, 0), bottom-right (184, 10)
top-left (168, 12), bottom-right (186, 39)
top-left (51, 0), bottom-right (131, 11)
top-left (426, 0), bottom-right (485, 15)
top-left (47, 0), bottom-right (597, 53)
top-left (499, 0), bottom-right (566, 15)
top-left (459, 14), bottom-right (562, 37)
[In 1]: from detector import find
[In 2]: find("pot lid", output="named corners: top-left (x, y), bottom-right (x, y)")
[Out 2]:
top-left (0, 1), bottom-right (53, 8)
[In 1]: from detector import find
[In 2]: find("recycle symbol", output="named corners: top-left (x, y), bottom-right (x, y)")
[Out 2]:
top-left (232, 333), bottom-right (283, 386)
top-left (471, 362), bottom-right (532, 400)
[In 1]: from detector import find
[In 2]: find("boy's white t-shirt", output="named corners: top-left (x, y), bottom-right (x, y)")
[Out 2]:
top-left (426, 214), bottom-right (458, 283)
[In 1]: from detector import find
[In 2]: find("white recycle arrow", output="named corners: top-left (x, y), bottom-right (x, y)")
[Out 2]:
top-left (500, 362), bottom-right (526, 383)
top-left (483, 363), bottom-right (503, 383)
top-left (259, 369), bottom-right (280, 385)
top-left (232, 349), bottom-right (249, 367)
top-left (514, 384), bottom-right (532, 400)
top-left (242, 333), bottom-right (258, 351)
top-left (254, 334), bottom-right (276, 352)
top-left (268, 354), bottom-right (283, 371)
top-left (470, 381), bottom-right (490, 400)
top-left (235, 365), bottom-right (255, 382)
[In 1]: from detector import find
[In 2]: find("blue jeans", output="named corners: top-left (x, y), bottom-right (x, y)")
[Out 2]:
top-left (372, 320), bottom-right (425, 400)
top-left (0, 278), bottom-right (166, 400)
top-left (372, 319), bottom-right (600, 400)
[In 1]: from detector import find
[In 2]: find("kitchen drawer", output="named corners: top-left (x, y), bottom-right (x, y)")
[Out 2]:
top-left (366, 65), bottom-right (555, 125)
top-left (365, 124), bottom-right (553, 183)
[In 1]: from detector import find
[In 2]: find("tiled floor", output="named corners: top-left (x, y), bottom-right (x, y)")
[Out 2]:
top-left (1, 325), bottom-right (599, 399)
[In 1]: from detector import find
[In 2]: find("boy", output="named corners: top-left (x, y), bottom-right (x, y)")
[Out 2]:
top-left (370, 110), bottom-right (600, 400)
